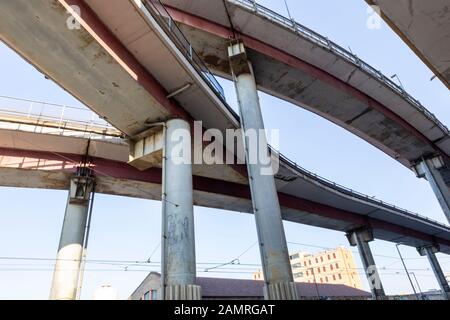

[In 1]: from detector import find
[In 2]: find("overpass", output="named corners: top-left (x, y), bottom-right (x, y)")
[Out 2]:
top-left (161, 0), bottom-right (450, 227)
top-left (0, 0), bottom-right (449, 300)
top-left (1, 95), bottom-right (449, 298)
top-left (366, 0), bottom-right (450, 90)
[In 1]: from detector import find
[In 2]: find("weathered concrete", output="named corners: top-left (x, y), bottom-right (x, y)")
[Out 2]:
top-left (417, 245), bottom-right (450, 300)
top-left (163, 0), bottom-right (450, 174)
top-left (161, 119), bottom-right (201, 300)
top-left (347, 228), bottom-right (385, 300)
top-left (1, 126), bottom-right (450, 255)
top-left (49, 172), bottom-right (94, 300)
top-left (229, 43), bottom-right (297, 300)
top-left (414, 156), bottom-right (450, 224)
top-left (366, 0), bottom-right (450, 89)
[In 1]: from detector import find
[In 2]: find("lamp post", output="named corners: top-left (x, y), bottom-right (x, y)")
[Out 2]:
top-left (396, 243), bottom-right (419, 300)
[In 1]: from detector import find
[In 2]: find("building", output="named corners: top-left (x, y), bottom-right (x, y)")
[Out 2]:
top-left (129, 272), bottom-right (371, 300)
top-left (289, 246), bottom-right (363, 289)
top-left (390, 290), bottom-right (447, 301)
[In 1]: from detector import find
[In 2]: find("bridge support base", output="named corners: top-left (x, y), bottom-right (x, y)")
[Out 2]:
top-left (228, 41), bottom-right (297, 300)
top-left (417, 245), bottom-right (450, 300)
top-left (264, 282), bottom-right (298, 300)
top-left (49, 170), bottom-right (94, 300)
top-left (165, 284), bottom-right (202, 300)
top-left (347, 228), bottom-right (385, 300)
top-left (414, 156), bottom-right (450, 224)
top-left (161, 119), bottom-right (200, 300)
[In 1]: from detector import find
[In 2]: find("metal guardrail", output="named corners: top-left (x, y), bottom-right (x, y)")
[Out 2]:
top-left (231, 0), bottom-right (449, 135)
top-left (0, 95), bottom-right (445, 227)
top-left (1, 0), bottom-right (442, 229)
top-left (271, 147), bottom-right (447, 227)
top-left (144, 0), bottom-right (226, 101)
top-left (0, 95), bottom-right (122, 138)
top-left (144, 0), bottom-right (447, 228)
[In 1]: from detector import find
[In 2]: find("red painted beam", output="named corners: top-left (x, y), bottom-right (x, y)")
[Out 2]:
top-left (56, 0), bottom-right (248, 178)
top-left (1, 147), bottom-right (449, 248)
top-left (165, 5), bottom-right (448, 162)
top-left (59, 0), bottom-right (191, 121)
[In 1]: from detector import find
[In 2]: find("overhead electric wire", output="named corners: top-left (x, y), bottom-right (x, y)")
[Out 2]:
top-left (204, 241), bottom-right (258, 272)
top-left (286, 241), bottom-right (438, 261)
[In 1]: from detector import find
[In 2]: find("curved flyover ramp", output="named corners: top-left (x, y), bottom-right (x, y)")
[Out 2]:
top-left (0, 1), bottom-right (449, 254)
top-left (162, 0), bottom-right (450, 176)
top-left (366, 0), bottom-right (450, 89)
top-left (0, 111), bottom-right (449, 255)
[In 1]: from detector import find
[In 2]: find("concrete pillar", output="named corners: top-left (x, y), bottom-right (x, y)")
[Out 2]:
top-left (161, 118), bottom-right (201, 300)
top-left (414, 156), bottom-right (450, 224)
top-left (417, 245), bottom-right (450, 300)
top-left (347, 228), bottom-right (385, 300)
top-left (49, 172), bottom-right (94, 300)
top-left (228, 42), bottom-right (297, 300)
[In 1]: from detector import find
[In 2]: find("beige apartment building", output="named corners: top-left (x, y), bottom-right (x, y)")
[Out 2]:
top-left (254, 246), bottom-right (363, 289)
top-left (290, 246), bottom-right (363, 289)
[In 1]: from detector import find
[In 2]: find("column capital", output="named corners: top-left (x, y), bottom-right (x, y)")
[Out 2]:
top-left (346, 227), bottom-right (374, 246)
top-left (69, 168), bottom-right (95, 204)
top-left (228, 40), bottom-right (251, 76)
top-left (417, 244), bottom-right (440, 256)
top-left (412, 155), bottom-right (445, 178)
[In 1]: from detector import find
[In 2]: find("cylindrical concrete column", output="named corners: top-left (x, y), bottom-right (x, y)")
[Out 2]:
top-left (421, 246), bottom-right (450, 300)
top-left (229, 44), bottom-right (297, 299)
top-left (161, 118), bottom-right (201, 300)
top-left (418, 159), bottom-right (450, 224)
top-left (347, 229), bottom-right (385, 300)
top-left (49, 175), bottom-right (93, 300)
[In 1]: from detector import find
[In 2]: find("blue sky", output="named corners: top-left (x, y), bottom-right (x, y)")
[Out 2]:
top-left (0, 0), bottom-right (449, 299)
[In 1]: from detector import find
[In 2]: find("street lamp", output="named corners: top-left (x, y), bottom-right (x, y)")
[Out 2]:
top-left (391, 74), bottom-right (406, 92)
top-left (396, 243), bottom-right (419, 300)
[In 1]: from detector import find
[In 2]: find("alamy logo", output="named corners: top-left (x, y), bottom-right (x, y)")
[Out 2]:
top-left (366, 265), bottom-right (383, 290)
top-left (168, 121), bottom-right (280, 176)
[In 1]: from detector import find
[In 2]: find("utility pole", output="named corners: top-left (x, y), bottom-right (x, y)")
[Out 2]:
top-left (409, 272), bottom-right (423, 300)
top-left (396, 243), bottom-right (419, 300)
top-left (310, 267), bottom-right (320, 299)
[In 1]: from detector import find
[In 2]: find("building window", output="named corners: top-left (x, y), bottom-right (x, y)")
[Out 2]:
top-left (322, 266), bottom-right (326, 272)
top-left (294, 272), bottom-right (304, 278)
top-left (143, 291), bottom-right (150, 300)
top-left (309, 260), bottom-right (311, 265)
top-left (338, 274), bottom-right (342, 280)
top-left (333, 253), bottom-right (336, 259)
top-left (325, 276), bottom-right (328, 282)
top-left (315, 258), bottom-right (318, 263)
top-left (317, 268), bottom-right (320, 274)
top-left (290, 253), bottom-right (300, 260)
top-left (330, 264), bottom-right (333, 270)
top-left (335, 263), bottom-right (339, 269)
top-left (320, 256), bottom-right (323, 262)
top-left (292, 263), bottom-right (302, 268)
top-left (327, 254), bottom-right (330, 260)
top-left (333, 275), bottom-right (336, 281)
top-left (151, 290), bottom-right (157, 300)
top-left (306, 271), bottom-right (309, 276)
top-left (320, 278), bottom-right (323, 283)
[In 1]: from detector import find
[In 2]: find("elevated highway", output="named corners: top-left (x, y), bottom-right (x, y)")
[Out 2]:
top-left (162, 0), bottom-right (450, 177)
top-left (0, 0), bottom-right (449, 299)
top-left (0, 99), bottom-right (449, 255)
